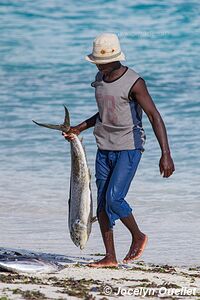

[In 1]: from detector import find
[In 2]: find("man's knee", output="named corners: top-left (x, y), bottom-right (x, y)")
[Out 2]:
top-left (105, 189), bottom-right (121, 212)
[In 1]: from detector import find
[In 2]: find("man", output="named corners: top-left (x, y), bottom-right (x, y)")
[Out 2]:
top-left (63, 33), bottom-right (175, 268)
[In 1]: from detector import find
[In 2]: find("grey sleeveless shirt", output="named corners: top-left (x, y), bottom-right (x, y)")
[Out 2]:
top-left (91, 67), bottom-right (146, 151)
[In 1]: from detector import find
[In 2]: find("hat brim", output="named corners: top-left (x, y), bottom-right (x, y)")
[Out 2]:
top-left (85, 52), bottom-right (126, 64)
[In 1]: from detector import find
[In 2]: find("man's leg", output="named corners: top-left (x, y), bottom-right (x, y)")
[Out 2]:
top-left (88, 150), bottom-right (118, 268)
top-left (104, 150), bottom-right (148, 262)
top-left (121, 214), bottom-right (148, 262)
top-left (88, 209), bottom-right (118, 267)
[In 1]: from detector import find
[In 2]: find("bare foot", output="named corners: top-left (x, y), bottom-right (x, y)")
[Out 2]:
top-left (87, 255), bottom-right (118, 268)
top-left (123, 234), bottom-right (148, 263)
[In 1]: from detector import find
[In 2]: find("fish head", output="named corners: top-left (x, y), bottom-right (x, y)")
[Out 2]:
top-left (71, 219), bottom-right (88, 249)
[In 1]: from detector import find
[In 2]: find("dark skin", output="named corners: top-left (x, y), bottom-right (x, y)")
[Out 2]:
top-left (63, 61), bottom-right (175, 267)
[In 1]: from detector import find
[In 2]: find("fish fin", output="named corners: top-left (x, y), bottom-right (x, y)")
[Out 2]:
top-left (32, 105), bottom-right (71, 133)
top-left (32, 120), bottom-right (65, 131)
top-left (63, 105), bottom-right (70, 128)
top-left (80, 139), bottom-right (87, 158)
top-left (91, 216), bottom-right (98, 223)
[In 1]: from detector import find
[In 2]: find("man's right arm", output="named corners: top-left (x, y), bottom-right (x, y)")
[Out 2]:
top-left (62, 112), bottom-right (99, 141)
top-left (79, 112), bottom-right (99, 132)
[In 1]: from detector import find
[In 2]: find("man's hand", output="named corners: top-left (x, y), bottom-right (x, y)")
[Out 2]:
top-left (62, 126), bottom-right (81, 142)
top-left (62, 112), bottom-right (99, 142)
top-left (159, 153), bottom-right (175, 178)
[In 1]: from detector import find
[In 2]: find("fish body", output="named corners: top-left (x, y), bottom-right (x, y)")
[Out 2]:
top-left (0, 247), bottom-right (73, 274)
top-left (0, 257), bottom-right (62, 274)
top-left (68, 135), bottom-right (93, 249)
top-left (33, 106), bottom-right (95, 250)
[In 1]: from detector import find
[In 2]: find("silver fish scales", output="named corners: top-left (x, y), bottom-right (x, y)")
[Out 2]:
top-left (33, 106), bottom-right (96, 249)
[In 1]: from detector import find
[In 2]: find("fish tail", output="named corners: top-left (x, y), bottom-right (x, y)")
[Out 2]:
top-left (63, 105), bottom-right (70, 128)
top-left (32, 105), bottom-right (71, 133)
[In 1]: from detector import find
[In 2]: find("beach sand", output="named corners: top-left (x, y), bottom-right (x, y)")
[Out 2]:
top-left (0, 258), bottom-right (199, 300)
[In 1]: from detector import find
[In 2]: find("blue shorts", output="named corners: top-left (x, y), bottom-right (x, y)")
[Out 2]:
top-left (95, 149), bottom-right (142, 229)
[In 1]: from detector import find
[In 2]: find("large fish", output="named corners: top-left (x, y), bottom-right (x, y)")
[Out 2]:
top-left (0, 257), bottom-right (62, 274)
top-left (33, 106), bottom-right (96, 249)
top-left (0, 248), bottom-right (71, 273)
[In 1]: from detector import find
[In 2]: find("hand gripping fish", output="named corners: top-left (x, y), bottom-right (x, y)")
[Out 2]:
top-left (33, 106), bottom-right (97, 250)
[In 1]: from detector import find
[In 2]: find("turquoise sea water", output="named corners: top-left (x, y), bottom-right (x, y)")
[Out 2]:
top-left (0, 1), bottom-right (199, 266)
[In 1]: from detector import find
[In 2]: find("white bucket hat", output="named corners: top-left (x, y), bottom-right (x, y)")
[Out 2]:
top-left (85, 33), bottom-right (126, 64)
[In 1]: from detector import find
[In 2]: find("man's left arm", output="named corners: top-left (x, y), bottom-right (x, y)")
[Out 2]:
top-left (130, 78), bottom-right (175, 178)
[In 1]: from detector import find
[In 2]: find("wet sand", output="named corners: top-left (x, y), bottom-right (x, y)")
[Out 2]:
top-left (0, 259), bottom-right (199, 300)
